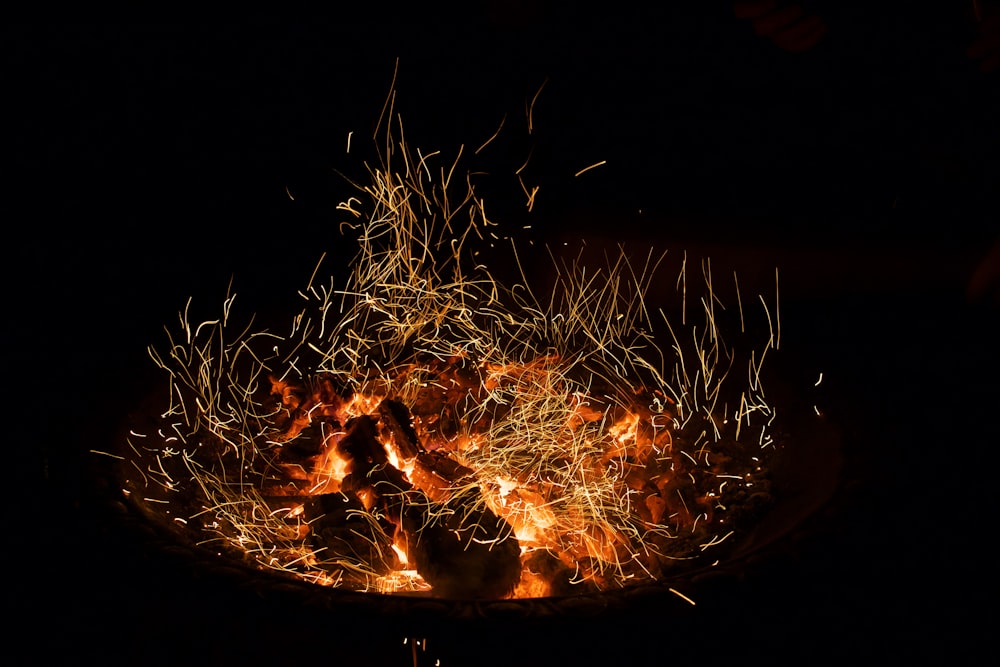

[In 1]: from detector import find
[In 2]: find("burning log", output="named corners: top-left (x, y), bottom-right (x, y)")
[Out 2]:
top-left (269, 374), bottom-right (347, 444)
top-left (399, 486), bottom-right (522, 600)
top-left (335, 410), bottom-right (522, 599)
top-left (336, 415), bottom-right (391, 476)
top-left (306, 492), bottom-right (401, 583)
top-left (410, 450), bottom-right (476, 503)
top-left (378, 398), bottom-right (423, 460)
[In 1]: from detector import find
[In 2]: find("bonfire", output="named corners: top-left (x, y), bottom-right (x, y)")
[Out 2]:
top-left (117, 80), bottom-right (781, 601)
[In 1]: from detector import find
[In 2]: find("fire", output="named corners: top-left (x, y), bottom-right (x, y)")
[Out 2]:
top-left (122, 83), bottom-right (781, 600)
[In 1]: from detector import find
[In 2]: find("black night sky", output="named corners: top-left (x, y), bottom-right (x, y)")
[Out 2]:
top-left (6, 7), bottom-right (999, 666)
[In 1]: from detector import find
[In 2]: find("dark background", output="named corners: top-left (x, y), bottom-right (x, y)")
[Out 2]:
top-left (6, 5), bottom-right (998, 665)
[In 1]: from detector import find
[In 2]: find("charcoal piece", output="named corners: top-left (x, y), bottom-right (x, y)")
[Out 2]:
top-left (280, 422), bottom-right (329, 458)
top-left (268, 373), bottom-right (348, 443)
top-left (410, 450), bottom-right (476, 502)
top-left (378, 398), bottom-right (424, 459)
top-left (309, 374), bottom-right (344, 407)
top-left (336, 415), bottom-right (388, 472)
top-left (400, 487), bottom-right (521, 599)
top-left (521, 549), bottom-right (600, 597)
top-left (306, 493), bottom-right (397, 575)
top-left (333, 411), bottom-right (521, 598)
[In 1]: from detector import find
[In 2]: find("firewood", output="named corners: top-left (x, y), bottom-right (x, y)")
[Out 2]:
top-left (306, 492), bottom-right (399, 577)
top-left (400, 486), bottom-right (522, 599)
top-left (333, 413), bottom-right (521, 598)
top-left (377, 398), bottom-right (424, 460)
top-left (268, 373), bottom-right (347, 443)
top-left (409, 450), bottom-right (476, 503)
top-left (335, 415), bottom-right (389, 473)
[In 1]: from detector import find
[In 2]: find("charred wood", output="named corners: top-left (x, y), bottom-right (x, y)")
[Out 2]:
top-left (378, 398), bottom-right (424, 459)
top-left (334, 412), bottom-right (521, 598)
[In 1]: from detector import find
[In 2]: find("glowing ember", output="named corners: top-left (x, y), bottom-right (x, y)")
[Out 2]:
top-left (120, 86), bottom-right (781, 600)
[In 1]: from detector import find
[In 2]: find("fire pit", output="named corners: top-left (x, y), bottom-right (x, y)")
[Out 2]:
top-left (99, 96), bottom-right (842, 622)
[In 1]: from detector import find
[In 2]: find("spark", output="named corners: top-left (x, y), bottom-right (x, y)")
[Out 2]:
top-left (475, 115), bottom-right (506, 155)
top-left (574, 160), bottom-right (607, 178)
top-left (734, 271), bottom-right (745, 333)
top-left (774, 267), bottom-right (781, 350)
top-left (89, 449), bottom-right (124, 460)
top-left (515, 146), bottom-right (534, 175)
top-left (527, 78), bottom-right (548, 134)
top-left (669, 587), bottom-right (697, 606)
top-left (374, 58), bottom-right (400, 142)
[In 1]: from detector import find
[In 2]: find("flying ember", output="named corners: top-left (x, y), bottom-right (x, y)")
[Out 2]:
top-left (120, 87), bottom-right (781, 600)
